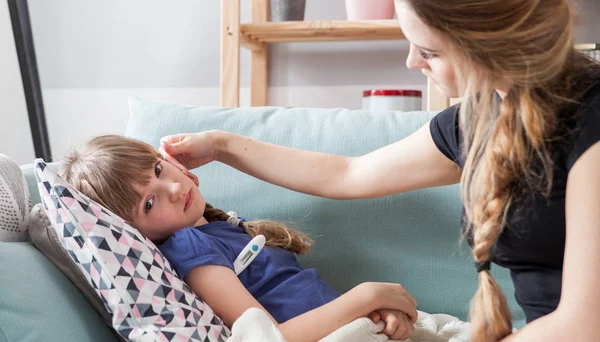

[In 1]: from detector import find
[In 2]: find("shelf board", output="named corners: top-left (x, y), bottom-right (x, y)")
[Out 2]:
top-left (240, 20), bottom-right (405, 47)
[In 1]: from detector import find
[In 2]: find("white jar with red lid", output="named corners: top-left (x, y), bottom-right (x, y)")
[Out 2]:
top-left (362, 89), bottom-right (423, 112)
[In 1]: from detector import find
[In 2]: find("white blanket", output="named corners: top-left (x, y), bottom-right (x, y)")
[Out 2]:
top-left (227, 308), bottom-right (471, 342)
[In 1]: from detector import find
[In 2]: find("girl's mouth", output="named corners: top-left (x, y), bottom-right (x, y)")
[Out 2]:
top-left (184, 189), bottom-right (194, 212)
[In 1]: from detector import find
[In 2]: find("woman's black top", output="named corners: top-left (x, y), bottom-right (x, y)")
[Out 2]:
top-left (429, 80), bottom-right (600, 322)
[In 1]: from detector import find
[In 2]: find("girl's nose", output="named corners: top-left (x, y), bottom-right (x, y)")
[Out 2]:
top-left (168, 182), bottom-right (185, 203)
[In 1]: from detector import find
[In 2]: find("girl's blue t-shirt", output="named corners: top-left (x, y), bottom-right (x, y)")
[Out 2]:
top-left (159, 221), bottom-right (340, 323)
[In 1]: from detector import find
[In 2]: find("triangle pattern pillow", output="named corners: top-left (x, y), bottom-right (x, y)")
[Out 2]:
top-left (34, 159), bottom-right (230, 341)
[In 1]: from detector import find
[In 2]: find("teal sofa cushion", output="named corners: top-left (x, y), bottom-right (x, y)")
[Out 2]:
top-left (125, 97), bottom-right (526, 327)
top-left (0, 242), bottom-right (117, 342)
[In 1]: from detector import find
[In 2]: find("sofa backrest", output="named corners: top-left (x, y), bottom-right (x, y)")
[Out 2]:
top-left (20, 98), bottom-right (525, 328)
top-left (127, 98), bottom-right (526, 326)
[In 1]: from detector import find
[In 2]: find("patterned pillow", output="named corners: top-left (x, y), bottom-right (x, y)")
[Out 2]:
top-left (34, 160), bottom-right (230, 341)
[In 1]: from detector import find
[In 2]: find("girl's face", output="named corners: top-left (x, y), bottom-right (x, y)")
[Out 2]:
top-left (396, 2), bottom-right (459, 98)
top-left (130, 158), bottom-right (207, 241)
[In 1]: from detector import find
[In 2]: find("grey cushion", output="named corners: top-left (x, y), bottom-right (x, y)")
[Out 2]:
top-left (0, 154), bottom-right (31, 242)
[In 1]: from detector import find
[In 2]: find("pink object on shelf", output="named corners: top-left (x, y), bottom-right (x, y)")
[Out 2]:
top-left (345, 0), bottom-right (395, 20)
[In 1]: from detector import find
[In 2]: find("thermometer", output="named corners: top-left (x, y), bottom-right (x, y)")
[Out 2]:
top-left (233, 234), bottom-right (265, 275)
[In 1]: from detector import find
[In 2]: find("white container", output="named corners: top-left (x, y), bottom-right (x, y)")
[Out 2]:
top-left (363, 89), bottom-right (422, 112)
top-left (362, 90), bottom-right (372, 110)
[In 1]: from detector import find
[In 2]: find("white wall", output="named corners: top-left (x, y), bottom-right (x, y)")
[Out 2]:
top-left (26, 0), bottom-right (427, 161)
top-left (5, 0), bottom-right (599, 162)
top-left (0, 1), bottom-right (35, 165)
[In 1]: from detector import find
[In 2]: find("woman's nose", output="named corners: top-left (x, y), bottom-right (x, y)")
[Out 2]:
top-left (406, 44), bottom-right (426, 70)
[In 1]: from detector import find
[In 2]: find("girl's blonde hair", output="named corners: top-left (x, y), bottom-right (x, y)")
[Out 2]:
top-left (61, 135), bottom-right (312, 254)
top-left (398, 0), bottom-right (600, 340)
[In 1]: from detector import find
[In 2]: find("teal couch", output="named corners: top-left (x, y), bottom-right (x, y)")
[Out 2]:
top-left (1, 98), bottom-right (525, 341)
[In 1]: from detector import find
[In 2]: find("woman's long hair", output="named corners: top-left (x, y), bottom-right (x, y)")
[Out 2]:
top-left (398, 0), bottom-right (600, 340)
top-left (61, 135), bottom-right (312, 254)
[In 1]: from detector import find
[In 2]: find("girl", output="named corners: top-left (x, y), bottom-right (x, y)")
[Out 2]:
top-left (60, 135), bottom-right (419, 342)
top-left (160, 0), bottom-right (600, 341)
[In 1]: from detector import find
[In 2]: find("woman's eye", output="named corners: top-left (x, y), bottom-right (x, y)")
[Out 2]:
top-left (154, 163), bottom-right (162, 177)
top-left (145, 197), bottom-right (154, 213)
top-left (419, 50), bottom-right (435, 60)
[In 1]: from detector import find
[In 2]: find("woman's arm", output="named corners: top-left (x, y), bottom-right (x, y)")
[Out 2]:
top-left (162, 122), bottom-right (461, 200)
top-left (185, 265), bottom-right (418, 342)
top-left (502, 141), bottom-right (600, 341)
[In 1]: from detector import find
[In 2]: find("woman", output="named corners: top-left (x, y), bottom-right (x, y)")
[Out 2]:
top-left (160, 0), bottom-right (600, 341)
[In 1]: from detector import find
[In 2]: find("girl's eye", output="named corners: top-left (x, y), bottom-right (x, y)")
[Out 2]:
top-left (145, 197), bottom-right (154, 213)
top-left (419, 50), bottom-right (435, 60)
top-left (155, 162), bottom-right (162, 177)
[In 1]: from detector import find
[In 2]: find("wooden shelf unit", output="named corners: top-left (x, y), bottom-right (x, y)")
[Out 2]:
top-left (220, 0), bottom-right (447, 110)
top-left (240, 20), bottom-right (405, 46)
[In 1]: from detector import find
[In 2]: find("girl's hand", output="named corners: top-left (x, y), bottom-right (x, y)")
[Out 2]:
top-left (357, 282), bottom-right (418, 323)
top-left (160, 131), bottom-right (220, 171)
top-left (369, 309), bottom-right (416, 340)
